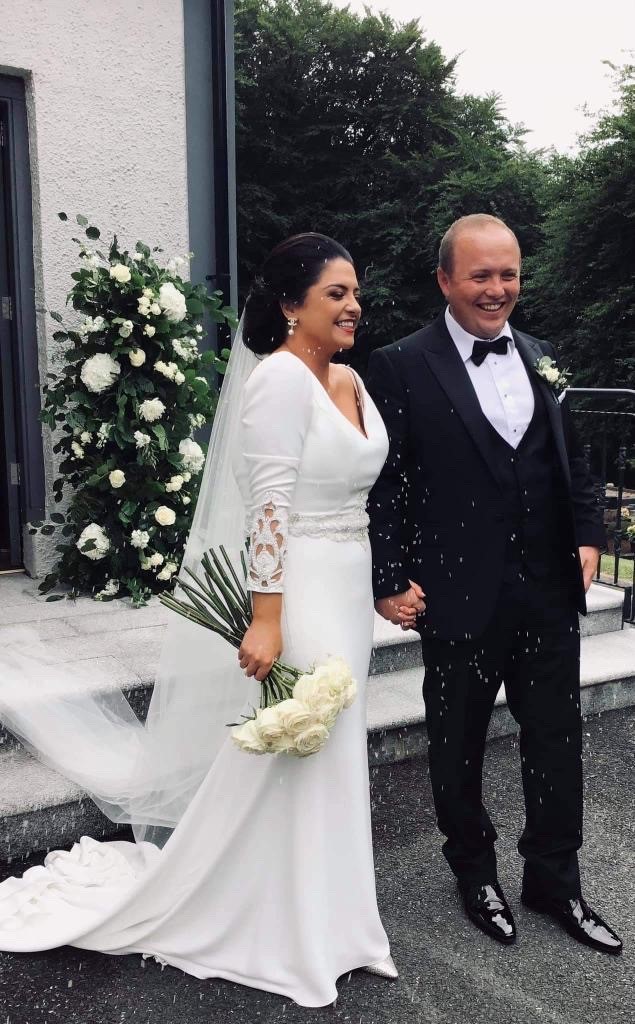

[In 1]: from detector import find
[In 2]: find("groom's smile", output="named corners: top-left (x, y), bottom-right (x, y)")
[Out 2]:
top-left (436, 223), bottom-right (521, 340)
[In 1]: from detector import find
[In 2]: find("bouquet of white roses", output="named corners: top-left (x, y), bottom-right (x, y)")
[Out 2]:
top-left (160, 546), bottom-right (356, 757)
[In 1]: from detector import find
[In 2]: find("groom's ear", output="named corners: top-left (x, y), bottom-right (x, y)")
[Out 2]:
top-left (436, 266), bottom-right (451, 299)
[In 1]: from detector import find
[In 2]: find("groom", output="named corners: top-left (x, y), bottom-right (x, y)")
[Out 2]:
top-left (367, 214), bottom-right (622, 953)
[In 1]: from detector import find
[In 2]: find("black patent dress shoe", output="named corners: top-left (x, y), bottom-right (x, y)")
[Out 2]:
top-left (462, 882), bottom-right (516, 945)
top-left (521, 893), bottom-right (623, 954)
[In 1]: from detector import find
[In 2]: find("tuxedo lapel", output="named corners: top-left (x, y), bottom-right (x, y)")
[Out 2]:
top-left (419, 316), bottom-right (505, 490)
top-left (512, 330), bottom-right (572, 488)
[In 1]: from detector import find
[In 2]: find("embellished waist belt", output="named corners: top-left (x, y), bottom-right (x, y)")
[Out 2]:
top-left (288, 506), bottom-right (369, 543)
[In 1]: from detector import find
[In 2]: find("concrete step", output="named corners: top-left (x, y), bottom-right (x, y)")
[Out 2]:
top-left (1, 624), bottom-right (634, 862)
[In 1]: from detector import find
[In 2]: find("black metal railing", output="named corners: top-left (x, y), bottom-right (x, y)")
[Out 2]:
top-left (562, 388), bottom-right (635, 623)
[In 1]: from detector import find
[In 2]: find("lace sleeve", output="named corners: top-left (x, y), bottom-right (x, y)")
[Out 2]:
top-left (239, 353), bottom-right (314, 594)
top-left (247, 493), bottom-right (288, 592)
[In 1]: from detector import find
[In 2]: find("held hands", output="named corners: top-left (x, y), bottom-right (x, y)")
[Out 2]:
top-left (375, 580), bottom-right (426, 630)
top-left (579, 546), bottom-right (600, 593)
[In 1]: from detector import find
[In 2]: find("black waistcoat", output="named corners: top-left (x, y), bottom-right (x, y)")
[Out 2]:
top-left (486, 372), bottom-right (569, 579)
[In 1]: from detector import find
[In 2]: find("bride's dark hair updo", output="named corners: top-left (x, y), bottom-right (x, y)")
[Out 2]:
top-left (242, 233), bottom-right (353, 355)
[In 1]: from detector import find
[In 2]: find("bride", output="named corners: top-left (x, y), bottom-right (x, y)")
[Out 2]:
top-left (0, 233), bottom-right (423, 1007)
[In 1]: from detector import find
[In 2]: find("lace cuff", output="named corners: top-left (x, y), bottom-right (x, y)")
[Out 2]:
top-left (246, 493), bottom-right (288, 593)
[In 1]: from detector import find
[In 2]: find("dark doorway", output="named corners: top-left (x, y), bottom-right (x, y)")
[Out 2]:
top-left (0, 77), bottom-right (45, 571)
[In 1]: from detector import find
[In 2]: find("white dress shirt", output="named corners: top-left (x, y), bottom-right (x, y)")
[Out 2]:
top-left (444, 307), bottom-right (534, 449)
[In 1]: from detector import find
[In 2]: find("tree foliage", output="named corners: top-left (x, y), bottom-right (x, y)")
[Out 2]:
top-left (235, 0), bottom-right (546, 367)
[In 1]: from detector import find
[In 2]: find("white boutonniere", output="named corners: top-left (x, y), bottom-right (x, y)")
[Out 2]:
top-left (535, 355), bottom-right (570, 392)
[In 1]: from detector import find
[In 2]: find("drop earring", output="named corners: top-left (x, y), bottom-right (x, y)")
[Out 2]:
top-left (287, 317), bottom-right (298, 336)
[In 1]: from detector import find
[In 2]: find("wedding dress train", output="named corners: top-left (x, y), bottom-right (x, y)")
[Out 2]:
top-left (0, 351), bottom-right (392, 1007)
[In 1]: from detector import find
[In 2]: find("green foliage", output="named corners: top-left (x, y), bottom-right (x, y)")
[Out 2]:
top-left (235, 0), bottom-right (547, 365)
top-left (34, 217), bottom-right (236, 605)
top-left (523, 62), bottom-right (635, 390)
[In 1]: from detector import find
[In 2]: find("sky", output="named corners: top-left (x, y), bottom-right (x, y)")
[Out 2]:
top-left (330, 0), bottom-right (633, 152)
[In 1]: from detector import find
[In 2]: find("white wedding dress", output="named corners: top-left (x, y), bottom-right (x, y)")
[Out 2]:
top-left (0, 351), bottom-right (391, 1007)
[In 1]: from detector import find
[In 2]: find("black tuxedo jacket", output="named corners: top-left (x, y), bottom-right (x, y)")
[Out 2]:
top-left (366, 313), bottom-right (605, 640)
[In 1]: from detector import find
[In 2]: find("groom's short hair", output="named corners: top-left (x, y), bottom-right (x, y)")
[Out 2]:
top-left (438, 214), bottom-right (520, 274)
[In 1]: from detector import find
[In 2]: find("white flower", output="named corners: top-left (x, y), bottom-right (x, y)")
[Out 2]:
top-left (181, 471), bottom-right (191, 482)
top-left (134, 430), bottom-right (151, 448)
top-left (147, 551), bottom-right (164, 567)
top-left (544, 366), bottom-right (560, 384)
top-left (174, 371), bottom-right (185, 385)
top-left (195, 324), bottom-right (203, 334)
top-left (109, 263), bottom-right (131, 284)
top-left (154, 360), bottom-right (180, 381)
top-left (80, 252), bottom-right (99, 270)
top-left (118, 320), bottom-right (134, 339)
top-left (231, 719), bottom-right (267, 755)
top-left (165, 474), bottom-right (184, 493)
top-left (172, 336), bottom-right (198, 362)
top-left (71, 441), bottom-right (84, 459)
top-left (80, 353), bottom-right (121, 394)
top-left (178, 438), bottom-right (205, 474)
top-left (137, 295), bottom-right (151, 315)
top-left (188, 413), bottom-right (206, 430)
top-left (139, 398), bottom-right (165, 422)
top-left (109, 469), bottom-right (126, 489)
top-left (150, 302), bottom-right (161, 316)
top-left (80, 431), bottom-right (92, 444)
top-left (96, 422), bottom-right (113, 448)
top-left (293, 722), bottom-right (330, 757)
top-left (158, 282), bottom-right (187, 322)
top-left (129, 348), bottom-right (146, 367)
top-left (181, 495), bottom-right (191, 505)
top-left (142, 288), bottom-right (154, 299)
top-left (77, 523), bottom-right (110, 561)
top-left (274, 698), bottom-right (314, 738)
top-left (131, 251), bottom-right (143, 261)
top-left (143, 325), bottom-right (156, 338)
top-left (155, 505), bottom-right (176, 527)
top-left (79, 314), bottom-right (105, 335)
top-left (254, 706), bottom-right (288, 750)
top-left (95, 579), bottom-right (119, 600)
top-left (130, 529), bottom-right (150, 549)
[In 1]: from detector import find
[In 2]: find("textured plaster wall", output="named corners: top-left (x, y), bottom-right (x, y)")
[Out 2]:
top-left (0, 0), bottom-right (189, 577)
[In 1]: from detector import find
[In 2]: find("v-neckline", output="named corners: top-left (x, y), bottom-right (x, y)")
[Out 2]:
top-left (273, 350), bottom-right (369, 441)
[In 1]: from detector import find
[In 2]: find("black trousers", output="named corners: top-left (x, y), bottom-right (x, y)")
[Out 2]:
top-left (421, 570), bottom-right (583, 899)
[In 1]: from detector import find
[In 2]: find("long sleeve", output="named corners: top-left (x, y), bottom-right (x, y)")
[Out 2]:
top-left (240, 354), bottom-right (314, 593)
top-left (366, 346), bottom-right (411, 599)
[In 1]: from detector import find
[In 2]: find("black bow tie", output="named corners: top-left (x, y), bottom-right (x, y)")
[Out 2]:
top-left (471, 337), bottom-right (509, 367)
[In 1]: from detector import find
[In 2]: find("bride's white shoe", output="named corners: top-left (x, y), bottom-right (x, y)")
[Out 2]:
top-left (362, 953), bottom-right (399, 979)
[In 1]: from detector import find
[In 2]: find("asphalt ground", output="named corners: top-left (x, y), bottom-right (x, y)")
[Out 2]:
top-left (0, 707), bottom-right (633, 1024)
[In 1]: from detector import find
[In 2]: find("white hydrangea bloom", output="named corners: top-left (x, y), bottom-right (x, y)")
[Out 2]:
top-left (158, 282), bottom-right (187, 322)
top-left (139, 398), bottom-right (165, 422)
top-left (80, 353), bottom-right (121, 394)
top-left (172, 336), bottom-right (198, 363)
top-left (77, 523), bottom-right (110, 561)
top-left (130, 529), bottom-right (150, 549)
top-left (178, 438), bottom-right (205, 474)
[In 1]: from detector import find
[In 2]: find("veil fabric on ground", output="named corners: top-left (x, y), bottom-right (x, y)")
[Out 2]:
top-left (0, 348), bottom-right (392, 1007)
top-left (0, 322), bottom-right (259, 842)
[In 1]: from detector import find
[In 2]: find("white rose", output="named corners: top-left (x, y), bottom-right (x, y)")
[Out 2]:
top-left (76, 523), bottom-right (110, 561)
top-left (143, 325), bottom-right (156, 338)
top-left (80, 431), bottom-right (92, 444)
top-left (148, 551), bottom-right (164, 567)
top-left (231, 719), bottom-right (267, 755)
top-left (129, 348), bottom-right (146, 367)
top-left (181, 495), bottom-right (191, 505)
top-left (137, 296), bottom-right (151, 314)
top-left (165, 561), bottom-right (178, 574)
top-left (150, 302), bottom-right (161, 316)
top-left (181, 471), bottom-right (191, 482)
top-left (165, 474), bottom-right (183, 492)
top-left (142, 288), bottom-right (154, 299)
top-left (130, 529), bottom-right (150, 549)
top-left (254, 706), bottom-right (288, 750)
top-left (293, 722), bottom-right (330, 757)
top-left (158, 282), bottom-right (187, 323)
top-left (174, 371), bottom-right (185, 385)
top-left (139, 398), bottom-right (165, 422)
top-left (71, 441), bottom-right (84, 459)
top-left (156, 567), bottom-right (173, 581)
top-left (545, 367), bottom-right (560, 384)
top-left (80, 353), bottom-right (121, 394)
top-left (274, 698), bottom-right (314, 738)
top-left (155, 505), bottom-right (176, 527)
top-left (293, 675), bottom-right (341, 728)
top-left (109, 263), bottom-right (131, 284)
top-left (118, 320), bottom-right (134, 338)
top-left (134, 430), bottom-right (151, 448)
top-left (178, 438), bottom-right (205, 474)
top-left (109, 469), bottom-right (125, 489)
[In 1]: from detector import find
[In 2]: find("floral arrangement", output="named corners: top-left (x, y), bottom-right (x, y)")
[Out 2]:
top-left (32, 213), bottom-right (236, 605)
top-left (534, 355), bottom-right (570, 392)
top-left (160, 545), bottom-right (357, 757)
